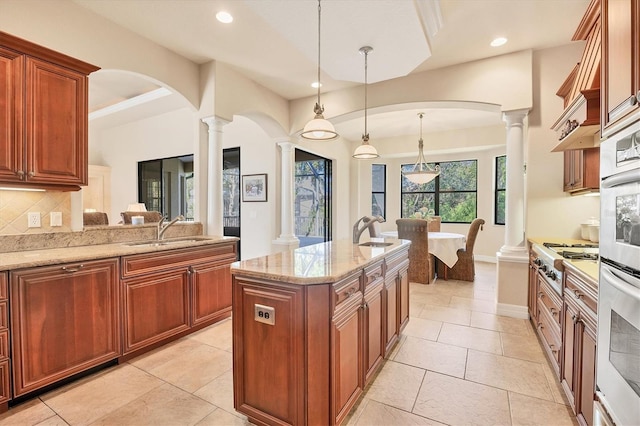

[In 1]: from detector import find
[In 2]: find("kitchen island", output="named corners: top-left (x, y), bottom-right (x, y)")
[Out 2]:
top-left (231, 238), bottom-right (410, 426)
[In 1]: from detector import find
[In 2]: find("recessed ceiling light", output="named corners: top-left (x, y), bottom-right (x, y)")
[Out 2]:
top-left (490, 37), bottom-right (507, 47)
top-left (311, 81), bottom-right (322, 89)
top-left (216, 11), bottom-right (233, 24)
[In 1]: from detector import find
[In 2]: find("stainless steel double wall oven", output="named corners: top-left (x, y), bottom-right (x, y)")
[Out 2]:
top-left (596, 120), bottom-right (640, 425)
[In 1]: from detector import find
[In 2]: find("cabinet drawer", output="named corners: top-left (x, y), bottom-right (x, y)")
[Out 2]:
top-left (0, 329), bottom-right (8, 359)
top-left (385, 250), bottom-right (409, 274)
top-left (333, 272), bottom-right (362, 311)
top-left (0, 359), bottom-right (9, 403)
top-left (364, 261), bottom-right (384, 289)
top-left (565, 273), bottom-right (597, 315)
top-left (0, 273), bottom-right (6, 300)
top-left (122, 244), bottom-right (237, 278)
top-left (537, 305), bottom-right (562, 366)
top-left (538, 279), bottom-right (562, 327)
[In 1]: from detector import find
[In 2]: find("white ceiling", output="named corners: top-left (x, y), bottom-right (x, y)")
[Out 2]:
top-left (76, 0), bottom-right (590, 142)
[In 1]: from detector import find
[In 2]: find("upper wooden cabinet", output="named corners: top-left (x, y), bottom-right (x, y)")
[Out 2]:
top-left (0, 32), bottom-right (99, 191)
top-left (563, 147), bottom-right (600, 194)
top-left (601, 0), bottom-right (640, 137)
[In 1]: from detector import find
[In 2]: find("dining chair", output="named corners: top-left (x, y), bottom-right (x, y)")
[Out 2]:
top-left (428, 216), bottom-right (441, 232)
top-left (82, 212), bottom-right (109, 226)
top-left (439, 218), bottom-right (485, 281)
top-left (396, 218), bottom-right (435, 284)
top-left (120, 211), bottom-right (164, 224)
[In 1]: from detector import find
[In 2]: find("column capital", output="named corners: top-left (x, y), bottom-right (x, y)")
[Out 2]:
top-left (502, 108), bottom-right (529, 128)
top-left (277, 139), bottom-right (296, 151)
top-left (201, 116), bottom-right (230, 132)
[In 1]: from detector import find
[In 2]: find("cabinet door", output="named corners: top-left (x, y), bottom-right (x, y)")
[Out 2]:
top-left (25, 57), bottom-right (87, 186)
top-left (578, 322), bottom-right (597, 426)
top-left (0, 47), bottom-right (23, 183)
top-left (528, 258), bottom-right (538, 322)
top-left (398, 264), bottom-right (410, 332)
top-left (384, 275), bottom-right (398, 354)
top-left (122, 269), bottom-right (190, 354)
top-left (10, 259), bottom-right (120, 397)
top-left (191, 261), bottom-right (232, 326)
top-left (564, 150), bottom-right (583, 191)
top-left (332, 297), bottom-right (363, 426)
top-left (561, 300), bottom-right (579, 410)
top-left (602, 0), bottom-right (640, 134)
top-left (363, 281), bottom-right (384, 385)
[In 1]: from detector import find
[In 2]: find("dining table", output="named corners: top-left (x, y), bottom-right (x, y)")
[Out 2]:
top-left (380, 230), bottom-right (466, 268)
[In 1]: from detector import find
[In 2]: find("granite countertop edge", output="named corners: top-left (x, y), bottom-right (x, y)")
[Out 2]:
top-left (0, 236), bottom-right (239, 271)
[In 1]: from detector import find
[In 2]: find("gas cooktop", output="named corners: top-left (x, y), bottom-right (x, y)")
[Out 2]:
top-left (543, 242), bottom-right (599, 249)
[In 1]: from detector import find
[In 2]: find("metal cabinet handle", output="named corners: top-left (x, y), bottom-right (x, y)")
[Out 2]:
top-left (573, 289), bottom-right (583, 299)
top-left (538, 291), bottom-right (544, 298)
top-left (637, 90), bottom-right (640, 103)
top-left (345, 287), bottom-right (357, 298)
top-left (62, 264), bottom-right (84, 273)
top-left (631, 94), bottom-right (639, 106)
top-left (550, 307), bottom-right (558, 317)
top-left (16, 170), bottom-right (25, 179)
top-left (28, 171), bottom-right (35, 178)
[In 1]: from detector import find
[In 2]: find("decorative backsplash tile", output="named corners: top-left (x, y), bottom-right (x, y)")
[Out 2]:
top-left (0, 191), bottom-right (72, 235)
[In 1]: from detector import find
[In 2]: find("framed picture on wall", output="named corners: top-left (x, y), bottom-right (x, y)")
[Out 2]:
top-left (242, 174), bottom-right (268, 202)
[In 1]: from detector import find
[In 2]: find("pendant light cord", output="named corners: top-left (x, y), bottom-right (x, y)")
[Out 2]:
top-left (316, 0), bottom-right (322, 110)
top-left (360, 46), bottom-right (372, 142)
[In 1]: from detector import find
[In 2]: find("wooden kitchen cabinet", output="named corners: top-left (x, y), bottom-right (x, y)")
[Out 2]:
top-left (10, 259), bottom-right (120, 397)
top-left (535, 274), bottom-right (563, 377)
top-left (563, 148), bottom-right (600, 194)
top-left (121, 243), bottom-right (237, 357)
top-left (0, 273), bottom-right (10, 409)
top-left (363, 261), bottom-right (384, 386)
top-left (331, 272), bottom-right (364, 425)
top-left (0, 32), bottom-right (99, 190)
top-left (383, 250), bottom-right (410, 354)
top-left (601, 0), bottom-right (640, 137)
top-left (528, 251), bottom-right (539, 322)
top-left (232, 243), bottom-right (410, 426)
top-left (561, 264), bottom-right (598, 426)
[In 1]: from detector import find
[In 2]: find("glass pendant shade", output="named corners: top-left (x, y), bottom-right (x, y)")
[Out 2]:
top-left (302, 0), bottom-right (338, 141)
top-left (403, 113), bottom-right (440, 184)
top-left (301, 104), bottom-right (338, 140)
top-left (352, 136), bottom-right (379, 159)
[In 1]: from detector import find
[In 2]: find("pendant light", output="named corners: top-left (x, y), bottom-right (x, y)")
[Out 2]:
top-left (403, 112), bottom-right (440, 184)
top-left (353, 46), bottom-right (379, 159)
top-left (301, 0), bottom-right (338, 141)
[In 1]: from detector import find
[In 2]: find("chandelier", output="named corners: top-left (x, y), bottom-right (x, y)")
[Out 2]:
top-left (352, 46), bottom-right (379, 159)
top-left (301, 0), bottom-right (338, 141)
top-left (403, 112), bottom-right (440, 184)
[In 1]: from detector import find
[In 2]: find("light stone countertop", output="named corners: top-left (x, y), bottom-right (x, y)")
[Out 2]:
top-left (0, 235), bottom-right (238, 271)
top-left (527, 237), bottom-right (599, 283)
top-left (231, 238), bottom-right (411, 285)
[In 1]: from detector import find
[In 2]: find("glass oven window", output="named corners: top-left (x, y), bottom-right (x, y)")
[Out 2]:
top-left (616, 193), bottom-right (640, 246)
top-left (610, 310), bottom-right (640, 397)
top-left (616, 130), bottom-right (640, 166)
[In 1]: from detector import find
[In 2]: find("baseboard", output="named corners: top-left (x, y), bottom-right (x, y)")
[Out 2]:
top-left (496, 303), bottom-right (529, 319)
top-left (475, 255), bottom-right (496, 263)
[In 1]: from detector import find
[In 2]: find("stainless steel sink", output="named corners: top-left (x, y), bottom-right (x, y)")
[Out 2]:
top-left (358, 241), bottom-right (393, 247)
top-left (124, 236), bottom-right (212, 247)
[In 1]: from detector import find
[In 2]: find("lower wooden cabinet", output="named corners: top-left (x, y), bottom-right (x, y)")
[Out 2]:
top-left (561, 265), bottom-right (598, 426)
top-left (121, 243), bottom-right (237, 357)
top-left (10, 259), bottom-right (120, 397)
top-left (0, 273), bottom-right (9, 408)
top-left (232, 245), bottom-right (410, 426)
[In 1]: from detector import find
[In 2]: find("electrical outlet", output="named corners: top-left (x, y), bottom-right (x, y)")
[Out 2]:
top-left (27, 212), bottom-right (41, 228)
top-left (50, 212), bottom-right (62, 227)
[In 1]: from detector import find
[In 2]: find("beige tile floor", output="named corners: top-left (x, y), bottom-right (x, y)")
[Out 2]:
top-left (0, 262), bottom-right (577, 426)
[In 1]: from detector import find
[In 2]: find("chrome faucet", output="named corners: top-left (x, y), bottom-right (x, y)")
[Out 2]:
top-left (352, 215), bottom-right (385, 243)
top-left (157, 215), bottom-right (184, 240)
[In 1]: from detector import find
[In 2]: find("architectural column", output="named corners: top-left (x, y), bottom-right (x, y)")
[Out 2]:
top-left (496, 108), bottom-right (529, 319)
top-left (201, 116), bottom-right (229, 236)
top-left (273, 140), bottom-right (299, 252)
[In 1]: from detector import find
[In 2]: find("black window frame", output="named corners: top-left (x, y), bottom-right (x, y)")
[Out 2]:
top-left (400, 159), bottom-right (478, 224)
top-left (495, 155), bottom-right (506, 225)
top-left (371, 164), bottom-right (386, 218)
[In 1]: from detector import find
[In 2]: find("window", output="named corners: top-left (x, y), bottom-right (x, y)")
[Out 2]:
top-left (295, 149), bottom-right (332, 247)
top-left (372, 164), bottom-right (386, 218)
top-left (401, 159), bottom-right (477, 223)
top-left (495, 155), bottom-right (506, 225)
top-left (138, 155), bottom-right (194, 220)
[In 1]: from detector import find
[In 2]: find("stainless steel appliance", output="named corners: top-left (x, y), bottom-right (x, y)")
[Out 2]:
top-left (531, 242), bottom-right (599, 296)
top-left (597, 121), bottom-right (640, 425)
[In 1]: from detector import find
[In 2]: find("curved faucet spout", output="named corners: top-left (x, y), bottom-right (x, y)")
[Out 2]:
top-left (158, 215), bottom-right (185, 240)
top-left (353, 215), bottom-right (385, 243)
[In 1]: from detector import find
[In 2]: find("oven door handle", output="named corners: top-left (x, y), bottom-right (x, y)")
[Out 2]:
top-left (601, 168), bottom-right (640, 188)
top-left (602, 266), bottom-right (640, 301)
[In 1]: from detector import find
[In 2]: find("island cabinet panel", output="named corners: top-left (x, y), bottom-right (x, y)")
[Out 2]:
top-left (232, 243), bottom-right (410, 426)
top-left (0, 31), bottom-right (99, 190)
top-left (0, 273), bottom-right (9, 409)
top-left (232, 278), bottom-right (309, 426)
top-left (10, 259), bottom-right (120, 397)
top-left (398, 264), bottom-right (410, 331)
top-left (122, 270), bottom-right (190, 354)
top-left (191, 260), bottom-right (232, 326)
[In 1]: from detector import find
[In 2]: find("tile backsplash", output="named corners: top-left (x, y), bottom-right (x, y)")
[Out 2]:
top-left (0, 190), bottom-right (72, 235)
